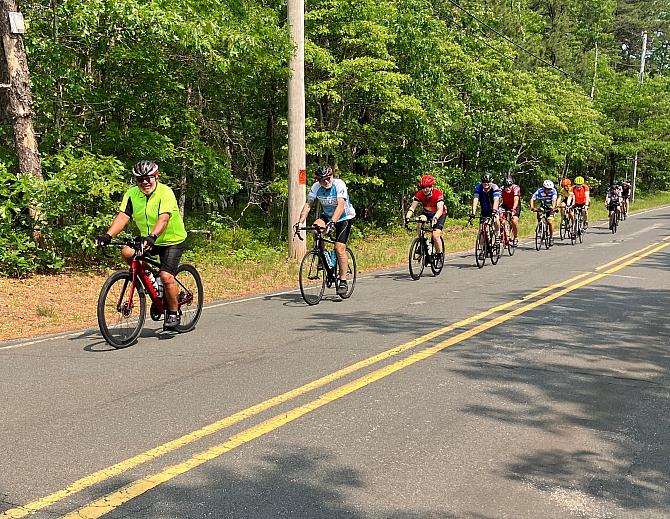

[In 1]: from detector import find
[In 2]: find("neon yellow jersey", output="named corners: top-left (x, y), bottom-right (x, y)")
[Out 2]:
top-left (559, 186), bottom-right (572, 199)
top-left (119, 182), bottom-right (187, 246)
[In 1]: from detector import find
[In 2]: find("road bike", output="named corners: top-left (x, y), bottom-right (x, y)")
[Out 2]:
top-left (294, 224), bottom-right (356, 305)
top-left (469, 215), bottom-right (499, 268)
top-left (500, 210), bottom-right (516, 256)
top-left (622, 198), bottom-right (629, 220)
top-left (405, 217), bottom-right (445, 280)
top-left (571, 205), bottom-right (586, 244)
top-left (559, 207), bottom-right (572, 242)
top-left (607, 202), bottom-right (620, 234)
top-left (97, 237), bottom-right (203, 348)
top-left (532, 207), bottom-right (553, 251)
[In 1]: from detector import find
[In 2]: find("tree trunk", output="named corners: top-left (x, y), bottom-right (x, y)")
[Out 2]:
top-left (1, 0), bottom-right (42, 180)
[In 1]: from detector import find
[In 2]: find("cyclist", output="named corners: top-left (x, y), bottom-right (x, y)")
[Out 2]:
top-left (621, 179), bottom-right (632, 215)
top-left (405, 175), bottom-right (447, 262)
top-left (500, 177), bottom-right (521, 244)
top-left (558, 178), bottom-right (574, 235)
top-left (297, 165), bottom-right (356, 297)
top-left (605, 181), bottom-right (622, 229)
top-left (471, 173), bottom-right (502, 246)
top-left (97, 161), bottom-right (188, 330)
top-left (530, 180), bottom-right (558, 246)
top-left (571, 176), bottom-right (591, 229)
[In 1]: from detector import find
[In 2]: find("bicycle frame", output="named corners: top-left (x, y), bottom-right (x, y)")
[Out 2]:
top-left (296, 225), bottom-right (339, 284)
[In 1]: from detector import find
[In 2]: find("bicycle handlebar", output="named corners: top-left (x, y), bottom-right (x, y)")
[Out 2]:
top-left (293, 224), bottom-right (329, 241)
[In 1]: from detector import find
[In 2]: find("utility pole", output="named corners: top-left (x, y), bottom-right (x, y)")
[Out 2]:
top-left (631, 31), bottom-right (647, 203)
top-left (590, 42), bottom-right (598, 99)
top-left (287, 0), bottom-right (306, 259)
top-left (0, 0), bottom-right (42, 180)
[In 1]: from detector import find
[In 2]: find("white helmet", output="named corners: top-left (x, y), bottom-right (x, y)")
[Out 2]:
top-left (543, 179), bottom-right (554, 189)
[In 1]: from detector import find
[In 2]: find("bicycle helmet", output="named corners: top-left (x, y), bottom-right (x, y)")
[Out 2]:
top-left (574, 176), bottom-right (584, 185)
top-left (314, 165), bottom-right (333, 179)
top-left (543, 179), bottom-right (554, 189)
top-left (481, 173), bottom-right (494, 183)
top-left (504, 177), bottom-right (514, 186)
top-left (419, 175), bottom-right (435, 188)
top-left (560, 178), bottom-right (572, 187)
top-left (132, 160), bottom-right (158, 178)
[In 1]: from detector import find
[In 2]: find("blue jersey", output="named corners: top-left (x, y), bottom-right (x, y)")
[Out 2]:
top-left (307, 178), bottom-right (356, 222)
top-left (473, 183), bottom-right (501, 215)
top-left (532, 187), bottom-right (557, 208)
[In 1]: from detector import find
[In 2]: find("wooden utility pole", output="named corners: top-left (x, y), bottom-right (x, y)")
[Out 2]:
top-left (287, 0), bottom-right (306, 259)
top-left (0, 0), bottom-right (42, 180)
top-left (631, 31), bottom-right (647, 203)
top-left (590, 42), bottom-right (598, 99)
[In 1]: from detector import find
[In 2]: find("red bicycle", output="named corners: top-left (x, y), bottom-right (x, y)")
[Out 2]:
top-left (500, 210), bottom-right (517, 256)
top-left (97, 237), bottom-right (203, 348)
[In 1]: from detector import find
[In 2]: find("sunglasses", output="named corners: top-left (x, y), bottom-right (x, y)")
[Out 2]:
top-left (135, 175), bottom-right (156, 183)
top-left (317, 176), bottom-right (333, 183)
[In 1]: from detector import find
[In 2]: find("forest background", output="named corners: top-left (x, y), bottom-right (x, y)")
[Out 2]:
top-left (0, 0), bottom-right (669, 278)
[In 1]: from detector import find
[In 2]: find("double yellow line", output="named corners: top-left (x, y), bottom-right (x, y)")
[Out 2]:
top-left (3, 240), bottom-right (668, 519)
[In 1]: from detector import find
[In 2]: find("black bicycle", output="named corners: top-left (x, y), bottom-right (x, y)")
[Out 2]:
top-left (572, 206), bottom-right (585, 244)
top-left (468, 215), bottom-right (499, 268)
top-left (532, 207), bottom-right (553, 250)
top-left (405, 217), bottom-right (445, 280)
top-left (607, 202), bottom-right (620, 234)
top-left (294, 224), bottom-right (356, 305)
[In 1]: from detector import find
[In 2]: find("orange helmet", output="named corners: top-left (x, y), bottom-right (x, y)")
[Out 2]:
top-left (561, 178), bottom-right (572, 187)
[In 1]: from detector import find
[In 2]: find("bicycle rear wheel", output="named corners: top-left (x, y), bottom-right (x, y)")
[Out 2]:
top-left (174, 263), bottom-right (203, 333)
top-left (336, 247), bottom-right (357, 298)
top-left (97, 271), bottom-right (146, 348)
top-left (299, 251), bottom-right (326, 305)
top-left (430, 236), bottom-right (445, 276)
top-left (409, 237), bottom-right (425, 280)
top-left (475, 230), bottom-right (486, 268)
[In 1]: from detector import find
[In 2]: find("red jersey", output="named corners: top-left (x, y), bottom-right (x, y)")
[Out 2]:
top-left (413, 188), bottom-right (445, 214)
top-left (501, 185), bottom-right (520, 209)
top-left (572, 184), bottom-right (590, 205)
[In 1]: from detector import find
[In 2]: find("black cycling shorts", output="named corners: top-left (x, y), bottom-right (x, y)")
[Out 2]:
top-left (423, 211), bottom-right (447, 230)
top-left (501, 205), bottom-right (521, 217)
top-left (152, 241), bottom-right (186, 275)
top-left (321, 215), bottom-right (354, 244)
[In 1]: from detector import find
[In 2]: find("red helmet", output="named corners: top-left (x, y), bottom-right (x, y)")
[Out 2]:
top-left (419, 175), bottom-right (435, 188)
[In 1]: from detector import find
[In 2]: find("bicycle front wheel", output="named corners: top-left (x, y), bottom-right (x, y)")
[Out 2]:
top-left (535, 223), bottom-right (542, 251)
top-left (489, 227), bottom-right (500, 265)
top-left (475, 230), bottom-right (487, 268)
top-left (299, 251), bottom-right (326, 305)
top-left (174, 263), bottom-right (203, 333)
top-left (409, 237), bottom-right (425, 279)
top-left (97, 271), bottom-right (146, 348)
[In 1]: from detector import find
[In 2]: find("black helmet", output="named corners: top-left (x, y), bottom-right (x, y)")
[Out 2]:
top-left (132, 160), bottom-right (158, 177)
top-left (504, 177), bottom-right (514, 186)
top-left (481, 173), bottom-right (493, 183)
top-left (315, 165), bottom-right (333, 179)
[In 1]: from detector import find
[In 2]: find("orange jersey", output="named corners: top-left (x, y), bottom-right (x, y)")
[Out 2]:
top-left (572, 184), bottom-right (590, 205)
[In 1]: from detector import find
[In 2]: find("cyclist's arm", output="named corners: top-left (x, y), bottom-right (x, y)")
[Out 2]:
top-left (434, 200), bottom-right (446, 219)
top-left (512, 195), bottom-right (519, 211)
top-left (406, 200), bottom-right (420, 219)
top-left (105, 212), bottom-right (131, 238)
top-left (551, 196), bottom-right (557, 210)
top-left (471, 196), bottom-right (479, 215)
top-left (150, 213), bottom-right (171, 238)
top-left (298, 201), bottom-right (312, 223)
top-left (529, 196), bottom-right (536, 211)
top-left (330, 198), bottom-right (346, 223)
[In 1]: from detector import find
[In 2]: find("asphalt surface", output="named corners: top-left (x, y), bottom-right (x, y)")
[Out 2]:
top-left (1, 206), bottom-right (669, 519)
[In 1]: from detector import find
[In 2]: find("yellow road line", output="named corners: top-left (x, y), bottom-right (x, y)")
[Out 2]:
top-left (0, 274), bottom-right (590, 519)
top-left (61, 241), bottom-right (669, 519)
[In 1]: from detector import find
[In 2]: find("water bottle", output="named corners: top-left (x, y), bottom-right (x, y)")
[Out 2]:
top-left (330, 250), bottom-right (337, 267)
top-left (426, 240), bottom-right (432, 255)
top-left (146, 269), bottom-right (159, 292)
top-left (324, 249), bottom-right (332, 268)
top-left (156, 276), bottom-right (163, 298)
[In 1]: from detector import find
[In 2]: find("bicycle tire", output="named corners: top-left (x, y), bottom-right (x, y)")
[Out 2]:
top-left (336, 247), bottom-right (357, 298)
top-left (409, 237), bottom-right (425, 280)
top-left (174, 263), bottom-right (203, 333)
top-left (430, 236), bottom-right (445, 276)
top-left (559, 215), bottom-right (567, 241)
top-left (577, 213), bottom-right (583, 243)
top-left (97, 270), bottom-right (146, 348)
top-left (475, 230), bottom-right (487, 268)
top-left (489, 226), bottom-right (500, 265)
top-left (535, 222), bottom-right (542, 251)
top-left (299, 251), bottom-right (326, 305)
top-left (544, 221), bottom-right (550, 249)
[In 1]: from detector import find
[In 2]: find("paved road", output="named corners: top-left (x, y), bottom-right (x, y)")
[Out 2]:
top-left (1, 207), bottom-right (669, 519)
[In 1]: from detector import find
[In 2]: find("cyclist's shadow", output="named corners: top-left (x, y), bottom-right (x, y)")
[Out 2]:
top-left (81, 327), bottom-right (179, 352)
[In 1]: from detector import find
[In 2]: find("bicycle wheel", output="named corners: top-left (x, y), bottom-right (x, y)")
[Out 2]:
top-left (174, 263), bottom-right (203, 333)
top-left (504, 220), bottom-right (515, 256)
top-left (97, 270), bottom-right (146, 348)
top-left (430, 236), bottom-right (445, 276)
top-left (489, 227), bottom-right (500, 265)
top-left (577, 213), bottom-right (583, 243)
top-left (535, 222), bottom-right (542, 251)
top-left (475, 230), bottom-right (487, 268)
top-left (337, 247), bottom-right (357, 298)
top-left (570, 216), bottom-right (576, 245)
top-left (409, 237), bottom-right (425, 280)
top-left (543, 222), bottom-right (550, 249)
top-left (299, 251), bottom-right (326, 305)
top-left (559, 215), bottom-right (567, 240)
top-left (609, 211), bottom-right (616, 234)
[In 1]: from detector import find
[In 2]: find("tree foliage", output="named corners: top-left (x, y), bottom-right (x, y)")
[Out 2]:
top-left (0, 0), bottom-right (668, 274)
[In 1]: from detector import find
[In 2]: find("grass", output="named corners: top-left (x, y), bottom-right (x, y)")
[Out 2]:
top-left (0, 192), bottom-right (667, 342)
